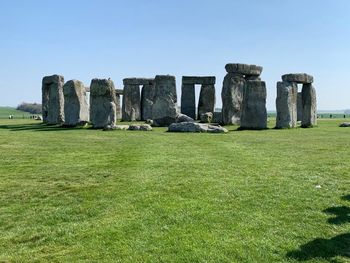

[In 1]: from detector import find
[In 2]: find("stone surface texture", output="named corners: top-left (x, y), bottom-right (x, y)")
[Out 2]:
top-left (42, 75), bottom-right (65, 124)
top-left (282, 73), bottom-right (314, 84)
top-left (141, 82), bottom-right (156, 121)
top-left (275, 81), bottom-right (298, 128)
top-left (221, 73), bottom-right (245, 125)
top-left (297, 92), bottom-right (302, 121)
top-left (198, 84), bottom-right (215, 118)
top-left (240, 80), bottom-right (267, 130)
top-left (225, 63), bottom-right (263, 76)
top-left (63, 79), bottom-right (89, 126)
top-left (90, 78), bottom-right (117, 128)
top-left (182, 76), bottom-right (216, 85)
top-left (128, 124), bottom-right (153, 131)
top-left (151, 75), bottom-right (178, 126)
top-left (301, 83), bottom-right (317, 128)
top-left (122, 84), bottom-right (141, 121)
top-left (180, 83), bottom-right (196, 119)
top-left (175, 113), bottom-right (195, 123)
top-left (168, 122), bottom-right (228, 133)
top-left (200, 112), bottom-right (213, 123)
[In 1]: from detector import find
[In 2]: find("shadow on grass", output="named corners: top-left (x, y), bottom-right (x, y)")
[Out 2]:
top-left (287, 194), bottom-right (350, 261)
top-left (0, 123), bottom-right (88, 132)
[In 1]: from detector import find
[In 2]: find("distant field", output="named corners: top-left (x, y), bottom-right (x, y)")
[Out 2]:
top-left (0, 118), bottom-right (350, 262)
top-left (0, 106), bottom-right (32, 119)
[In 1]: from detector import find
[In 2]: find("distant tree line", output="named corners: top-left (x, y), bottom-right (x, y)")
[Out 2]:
top-left (345, 109), bottom-right (350, 114)
top-left (17, 102), bottom-right (42, 114)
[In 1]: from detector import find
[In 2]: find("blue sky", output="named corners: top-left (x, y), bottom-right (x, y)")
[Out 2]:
top-left (0, 0), bottom-right (349, 110)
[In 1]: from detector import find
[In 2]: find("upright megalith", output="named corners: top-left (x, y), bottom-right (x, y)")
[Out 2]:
top-left (297, 92), bottom-right (302, 121)
top-left (275, 81), bottom-right (298, 128)
top-left (221, 63), bottom-right (262, 125)
top-left (181, 83), bottom-right (196, 119)
top-left (63, 80), bottom-right (89, 126)
top-left (42, 74), bottom-right (65, 124)
top-left (152, 75), bottom-right (178, 126)
top-left (240, 80), bottom-right (267, 130)
top-left (180, 76), bottom-right (216, 120)
top-left (115, 89), bottom-right (123, 120)
top-left (301, 83), bottom-right (317, 128)
top-left (141, 80), bottom-right (156, 121)
top-left (90, 78), bottom-right (117, 128)
top-left (198, 84), bottom-right (215, 117)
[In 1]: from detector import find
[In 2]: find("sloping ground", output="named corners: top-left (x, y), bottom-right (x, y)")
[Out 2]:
top-left (0, 119), bottom-right (349, 262)
top-left (0, 106), bottom-right (32, 119)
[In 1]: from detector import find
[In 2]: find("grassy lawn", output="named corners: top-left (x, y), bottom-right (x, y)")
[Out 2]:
top-left (0, 118), bottom-right (349, 262)
top-left (0, 107), bottom-right (32, 119)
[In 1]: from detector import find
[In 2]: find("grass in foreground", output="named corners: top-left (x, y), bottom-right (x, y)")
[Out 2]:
top-left (0, 119), bottom-right (349, 262)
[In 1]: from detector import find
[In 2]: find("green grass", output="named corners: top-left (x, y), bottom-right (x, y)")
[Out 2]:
top-left (0, 119), bottom-right (349, 262)
top-left (0, 106), bottom-right (32, 119)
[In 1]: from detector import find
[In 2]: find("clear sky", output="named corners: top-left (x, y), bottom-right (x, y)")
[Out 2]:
top-left (0, 0), bottom-right (349, 110)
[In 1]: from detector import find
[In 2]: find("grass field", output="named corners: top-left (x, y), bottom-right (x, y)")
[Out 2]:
top-left (0, 118), bottom-right (349, 262)
top-left (0, 107), bottom-right (32, 119)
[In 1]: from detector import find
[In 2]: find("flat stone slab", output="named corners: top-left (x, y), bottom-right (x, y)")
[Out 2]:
top-left (175, 113), bottom-right (195, 123)
top-left (282, 73), bottom-right (314, 84)
top-left (182, 76), bottom-right (216, 85)
top-left (225, 63), bottom-right (263, 76)
top-left (123, 78), bottom-right (155, 85)
top-left (339, 122), bottom-right (350, 127)
top-left (168, 122), bottom-right (228, 133)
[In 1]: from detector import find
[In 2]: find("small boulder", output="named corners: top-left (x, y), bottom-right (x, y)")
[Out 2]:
top-left (145, 119), bottom-right (154, 125)
top-left (176, 113), bottom-right (195, 123)
top-left (128, 124), bottom-right (153, 131)
top-left (115, 125), bottom-right (129, 130)
top-left (339, 122), bottom-right (350, 127)
top-left (200, 112), bottom-right (213, 123)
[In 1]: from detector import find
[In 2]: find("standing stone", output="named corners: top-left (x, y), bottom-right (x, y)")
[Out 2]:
top-left (42, 75), bottom-right (65, 124)
top-left (198, 84), bottom-right (215, 117)
top-left (297, 92), bottom-right (302, 121)
top-left (275, 81), bottom-right (297, 128)
top-left (90, 78), bottom-right (117, 128)
top-left (181, 83), bottom-right (196, 119)
top-left (63, 80), bottom-right (89, 126)
top-left (301, 84), bottom-right (317, 128)
top-left (115, 89), bottom-right (123, 120)
top-left (221, 73), bottom-right (245, 125)
top-left (141, 81), bottom-right (156, 121)
top-left (240, 80), bottom-right (267, 129)
top-left (122, 84), bottom-right (141, 121)
top-left (152, 75), bottom-right (178, 126)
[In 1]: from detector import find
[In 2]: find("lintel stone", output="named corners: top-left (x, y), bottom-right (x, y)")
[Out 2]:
top-left (282, 73), bottom-right (313, 84)
top-left (182, 76), bottom-right (216, 85)
top-left (123, 78), bottom-right (155, 86)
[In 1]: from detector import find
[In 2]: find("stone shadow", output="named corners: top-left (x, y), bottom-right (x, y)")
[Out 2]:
top-left (287, 194), bottom-right (350, 261)
top-left (0, 123), bottom-right (85, 132)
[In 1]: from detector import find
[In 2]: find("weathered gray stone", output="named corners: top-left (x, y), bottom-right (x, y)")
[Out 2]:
top-left (175, 113), bottom-right (195, 123)
top-left (221, 73), bottom-right (245, 125)
top-left (213, 112), bottom-right (222, 124)
top-left (168, 122), bottom-right (228, 133)
top-left (339, 122), bottom-right (350, 127)
top-left (301, 83), bottom-right (317, 128)
top-left (115, 93), bottom-right (122, 120)
top-left (182, 76), bottom-right (216, 85)
top-left (122, 84), bottom-right (141, 121)
top-left (275, 81), bottom-right (298, 128)
top-left (152, 75), bottom-right (178, 126)
top-left (200, 112), bottom-right (213, 123)
top-left (115, 89), bottom-right (123, 95)
top-left (240, 80), bottom-right (267, 130)
top-left (297, 92), bottom-right (302, 121)
top-left (128, 124), bottom-right (152, 131)
top-left (115, 125), bottom-right (129, 130)
top-left (282, 73), bottom-right (314, 84)
top-left (198, 84), bottom-right (215, 118)
top-left (145, 119), bottom-right (153, 125)
top-left (180, 83), bottom-right (196, 119)
top-left (63, 80), bottom-right (89, 126)
top-left (123, 78), bottom-right (155, 86)
top-left (42, 75), bottom-right (65, 124)
top-left (225, 63), bottom-right (263, 76)
top-left (245, 76), bottom-right (261, 81)
top-left (90, 78), bottom-right (117, 128)
top-left (141, 82), bottom-right (156, 121)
